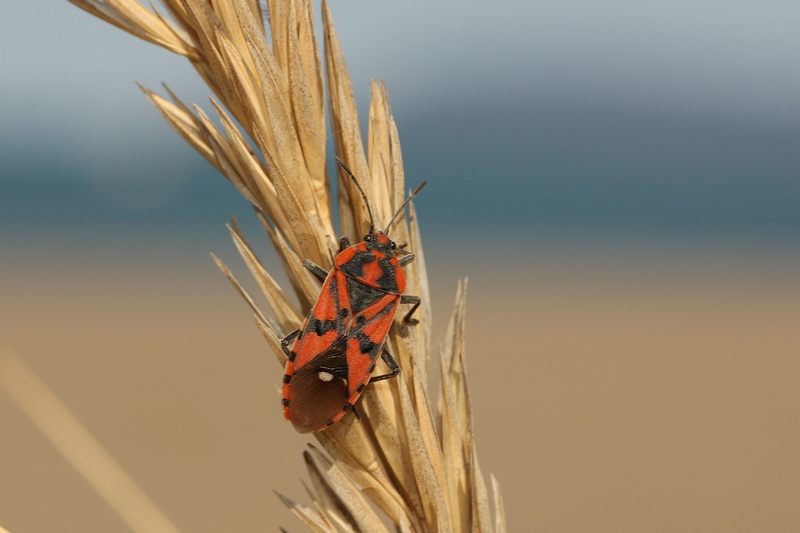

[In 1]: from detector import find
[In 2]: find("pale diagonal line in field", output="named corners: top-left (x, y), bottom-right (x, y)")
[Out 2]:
top-left (0, 348), bottom-right (181, 533)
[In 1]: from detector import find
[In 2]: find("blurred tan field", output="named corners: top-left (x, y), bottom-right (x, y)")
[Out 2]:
top-left (1, 235), bottom-right (798, 532)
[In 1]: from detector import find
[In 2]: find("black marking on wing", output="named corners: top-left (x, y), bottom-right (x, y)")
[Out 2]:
top-left (346, 276), bottom-right (386, 314)
top-left (375, 256), bottom-right (399, 292)
top-left (305, 317), bottom-right (338, 336)
top-left (351, 299), bottom-right (396, 337)
top-left (302, 276), bottom-right (346, 337)
top-left (355, 332), bottom-right (379, 357)
top-left (339, 250), bottom-right (376, 279)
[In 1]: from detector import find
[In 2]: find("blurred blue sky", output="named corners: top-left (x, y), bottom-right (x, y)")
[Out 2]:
top-left (2, 0), bottom-right (800, 246)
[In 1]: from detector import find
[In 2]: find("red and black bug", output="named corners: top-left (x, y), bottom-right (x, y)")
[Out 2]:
top-left (280, 156), bottom-right (425, 433)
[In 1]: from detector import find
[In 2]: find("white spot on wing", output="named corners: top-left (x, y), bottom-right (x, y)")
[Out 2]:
top-left (318, 371), bottom-right (334, 382)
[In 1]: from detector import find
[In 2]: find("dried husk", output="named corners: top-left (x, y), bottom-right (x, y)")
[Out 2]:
top-left (66, 0), bottom-right (507, 530)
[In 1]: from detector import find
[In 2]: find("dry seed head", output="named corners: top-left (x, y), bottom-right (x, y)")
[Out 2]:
top-left (69, 0), bottom-right (507, 530)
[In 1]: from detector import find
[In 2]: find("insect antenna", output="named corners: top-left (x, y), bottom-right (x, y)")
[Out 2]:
top-left (384, 181), bottom-right (427, 234)
top-left (333, 155), bottom-right (375, 234)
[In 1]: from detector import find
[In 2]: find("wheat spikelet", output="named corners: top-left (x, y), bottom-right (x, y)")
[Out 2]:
top-left (68, 0), bottom-right (507, 530)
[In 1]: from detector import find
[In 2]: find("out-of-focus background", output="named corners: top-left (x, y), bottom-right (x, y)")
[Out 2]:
top-left (2, 1), bottom-right (799, 531)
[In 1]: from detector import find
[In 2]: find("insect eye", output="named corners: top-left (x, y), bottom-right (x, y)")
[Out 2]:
top-left (391, 242), bottom-right (397, 250)
top-left (364, 234), bottom-right (372, 242)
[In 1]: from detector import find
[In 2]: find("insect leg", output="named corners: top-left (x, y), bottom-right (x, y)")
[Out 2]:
top-left (369, 348), bottom-right (401, 382)
top-left (280, 329), bottom-right (301, 356)
top-left (302, 259), bottom-right (329, 282)
top-left (399, 295), bottom-right (421, 324)
top-left (399, 253), bottom-right (415, 267)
